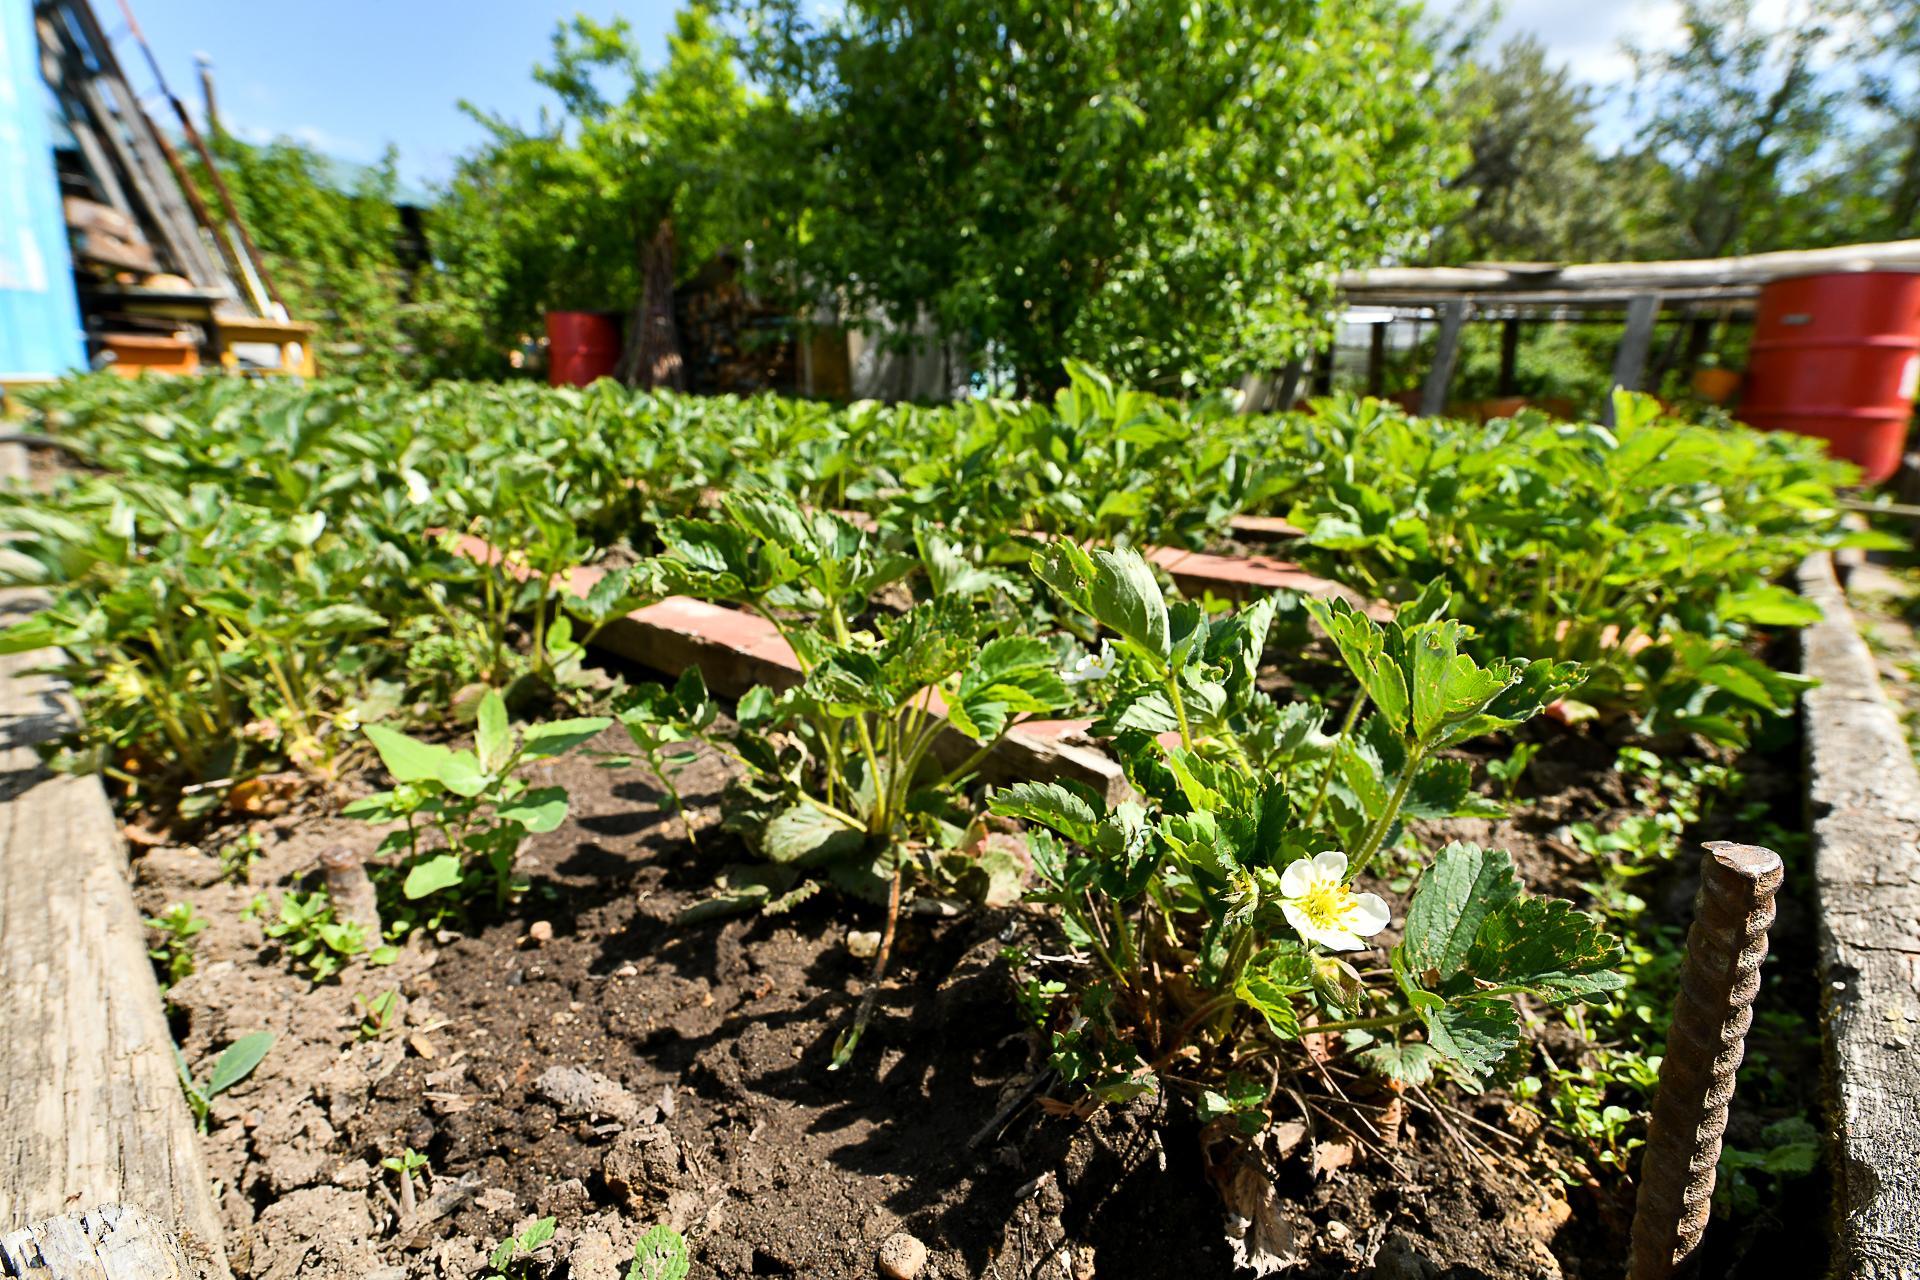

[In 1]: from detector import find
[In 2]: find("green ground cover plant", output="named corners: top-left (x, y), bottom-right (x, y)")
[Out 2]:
top-left (1, 368), bottom-right (1856, 1252)
top-left (992, 549), bottom-right (1623, 1115)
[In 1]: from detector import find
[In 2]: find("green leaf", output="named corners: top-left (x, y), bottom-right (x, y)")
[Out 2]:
top-left (1356, 1040), bottom-right (1438, 1087)
top-left (1465, 896), bottom-right (1626, 1002)
top-left (491, 1239), bottom-right (516, 1271)
top-left (629, 1223), bottom-right (690, 1280)
top-left (1420, 998), bottom-right (1520, 1079)
top-left (364, 723), bottom-right (456, 785)
top-left (521, 1217), bottom-right (556, 1251)
top-left (1408, 622), bottom-right (1513, 746)
top-left (761, 804), bottom-right (865, 864)
top-left (403, 854), bottom-right (465, 900)
top-left (1718, 585), bottom-right (1821, 628)
top-left (1088, 547), bottom-right (1170, 659)
top-left (475, 690), bottom-right (512, 773)
top-left (519, 717), bottom-right (613, 759)
top-left (436, 750), bottom-right (487, 798)
top-left (1401, 843), bottom-right (1521, 983)
top-left (1235, 951), bottom-right (1312, 1040)
top-left (990, 780), bottom-right (1104, 848)
top-left (205, 1031), bottom-right (274, 1098)
top-left (496, 785), bottom-right (569, 833)
top-left (304, 602), bottom-right (386, 634)
top-left (1032, 543), bottom-right (1169, 660)
top-left (1305, 597), bottom-right (1409, 737)
top-left (952, 634), bottom-right (1069, 741)
top-left (288, 511), bottom-right (326, 547)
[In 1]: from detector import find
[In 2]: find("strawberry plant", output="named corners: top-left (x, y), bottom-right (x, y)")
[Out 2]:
top-left (993, 546), bottom-right (1623, 1123)
top-left (344, 689), bottom-right (610, 913)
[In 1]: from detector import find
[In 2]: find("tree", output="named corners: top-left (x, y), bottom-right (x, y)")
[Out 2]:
top-left (195, 136), bottom-right (464, 379)
top-left (1811, 0), bottom-right (1920, 243)
top-left (1433, 38), bottom-right (1650, 263)
top-left (1624, 0), bottom-right (1844, 257)
top-left (436, 5), bottom-right (758, 374)
top-left (732, 0), bottom-right (1468, 395)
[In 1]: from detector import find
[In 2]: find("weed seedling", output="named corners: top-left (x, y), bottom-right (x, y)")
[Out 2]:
top-left (355, 988), bottom-right (402, 1040)
top-left (382, 1146), bottom-right (430, 1216)
top-left (250, 889), bottom-right (396, 983)
top-left (145, 901), bottom-right (207, 988)
top-left (174, 1032), bottom-right (273, 1132)
top-left (486, 1216), bottom-right (556, 1278)
top-left (628, 1224), bottom-right (690, 1280)
top-left (1485, 740), bottom-right (1541, 799)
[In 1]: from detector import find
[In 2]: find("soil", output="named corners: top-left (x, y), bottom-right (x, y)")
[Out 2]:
top-left (129, 682), bottom-right (1826, 1280)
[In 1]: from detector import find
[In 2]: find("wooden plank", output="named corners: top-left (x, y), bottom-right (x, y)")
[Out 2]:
top-left (0, 453), bottom-right (229, 1276)
top-left (1419, 300), bottom-right (1469, 418)
top-left (1796, 552), bottom-right (1920, 1278)
top-left (0, 1203), bottom-right (205, 1280)
top-left (1341, 237), bottom-right (1920, 298)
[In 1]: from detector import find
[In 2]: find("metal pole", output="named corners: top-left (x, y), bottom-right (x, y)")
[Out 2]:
top-left (1627, 841), bottom-right (1783, 1280)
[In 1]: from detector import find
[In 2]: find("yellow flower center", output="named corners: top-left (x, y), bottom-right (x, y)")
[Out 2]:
top-left (1295, 881), bottom-right (1350, 927)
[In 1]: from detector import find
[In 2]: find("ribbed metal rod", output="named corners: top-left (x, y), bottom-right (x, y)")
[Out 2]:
top-left (1628, 841), bottom-right (1784, 1280)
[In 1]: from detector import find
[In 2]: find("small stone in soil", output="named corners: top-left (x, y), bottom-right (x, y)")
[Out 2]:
top-left (877, 1232), bottom-right (928, 1280)
top-left (527, 920), bottom-right (554, 946)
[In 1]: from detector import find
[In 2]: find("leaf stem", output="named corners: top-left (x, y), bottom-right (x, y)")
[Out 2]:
top-left (1310, 1010), bottom-right (1415, 1036)
top-left (1348, 743), bottom-right (1423, 881)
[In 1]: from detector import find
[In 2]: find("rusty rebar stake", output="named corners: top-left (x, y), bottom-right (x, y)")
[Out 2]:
top-left (1627, 841), bottom-right (1784, 1280)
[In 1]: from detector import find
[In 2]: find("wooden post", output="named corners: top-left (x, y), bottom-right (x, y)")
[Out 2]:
top-left (1419, 300), bottom-right (1469, 418)
top-left (1366, 323), bottom-right (1386, 397)
top-left (1310, 347), bottom-right (1335, 397)
top-left (1497, 317), bottom-right (1520, 396)
top-left (1273, 358), bottom-right (1306, 413)
top-left (1612, 294), bottom-right (1661, 392)
top-left (1604, 293), bottom-right (1662, 425)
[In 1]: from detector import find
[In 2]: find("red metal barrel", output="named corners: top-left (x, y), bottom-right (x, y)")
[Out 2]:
top-left (1739, 271), bottom-right (1920, 484)
top-left (545, 311), bottom-right (622, 386)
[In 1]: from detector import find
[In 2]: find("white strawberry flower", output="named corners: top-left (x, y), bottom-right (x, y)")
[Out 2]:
top-left (1279, 850), bottom-right (1391, 952)
top-left (1064, 640), bottom-right (1117, 685)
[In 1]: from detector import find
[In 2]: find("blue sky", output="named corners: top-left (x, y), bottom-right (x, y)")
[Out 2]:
top-left (123, 0), bottom-right (681, 187)
top-left (115, 0), bottom-right (1685, 191)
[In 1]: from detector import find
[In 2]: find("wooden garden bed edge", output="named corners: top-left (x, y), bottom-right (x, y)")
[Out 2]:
top-left (1795, 549), bottom-right (1920, 1280)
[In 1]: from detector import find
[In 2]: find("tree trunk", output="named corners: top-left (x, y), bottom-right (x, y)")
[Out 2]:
top-left (616, 217), bottom-right (686, 392)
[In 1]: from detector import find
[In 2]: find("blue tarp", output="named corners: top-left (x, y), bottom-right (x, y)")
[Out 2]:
top-left (0, 0), bottom-right (85, 379)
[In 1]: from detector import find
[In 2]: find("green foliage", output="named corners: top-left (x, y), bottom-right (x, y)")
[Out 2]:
top-left (193, 136), bottom-right (445, 380)
top-left (619, 486), bottom-right (1072, 924)
top-left (1436, 37), bottom-right (1654, 264)
top-left (145, 902), bottom-right (207, 988)
top-left (628, 1224), bottom-right (691, 1280)
top-left (356, 989), bottom-right (402, 1040)
top-left (250, 889), bottom-right (396, 984)
top-left (174, 1031), bottom-right (273, 1132)
top-left (608, 668), bottom-right (718, 846)
top-left (994, 556), bottom-right (1618, 1119)
top-left (345, 689), bottom-right (610, 913)
top-left (735, 0), bottom-right (1468, 393)
top-left (438, 5), bottom-right (758, 367)
top-left (487, 1217), bottom-right (557, 1278)
top-left (1272, 391), bottom-right (1854, 746)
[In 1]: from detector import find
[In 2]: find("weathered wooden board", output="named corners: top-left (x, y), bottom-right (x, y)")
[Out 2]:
top-left (0, 443), bottom-right (229, 1277)
top-left (1797, 552), bottom-right (1920, 1280)
top-left (0, 1203), bottom-right (200, 1280)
